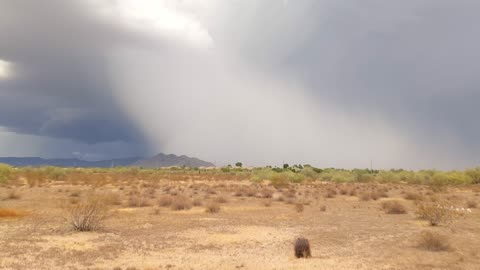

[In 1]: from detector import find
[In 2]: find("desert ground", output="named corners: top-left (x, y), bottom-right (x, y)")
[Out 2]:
top-left (1, 168), bottom-right (479, 270)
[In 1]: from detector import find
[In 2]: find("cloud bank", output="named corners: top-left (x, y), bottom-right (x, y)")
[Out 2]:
top-left (0, 0), bottom-right (479, 169)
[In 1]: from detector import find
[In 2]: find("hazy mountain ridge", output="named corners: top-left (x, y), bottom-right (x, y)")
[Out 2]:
top-left (0, 153), bottom-right (214, 168)
top-left (0, 157), bottom-right (143, 168)
top-left (132, 153), bottom-right (215, 168)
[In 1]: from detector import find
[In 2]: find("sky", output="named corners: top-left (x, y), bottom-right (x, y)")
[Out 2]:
top-left (0, 0), bottom-right (479, 169)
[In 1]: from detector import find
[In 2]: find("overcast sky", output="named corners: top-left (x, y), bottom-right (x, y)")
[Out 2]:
top-left (0, 0), bottom-right (479, 169)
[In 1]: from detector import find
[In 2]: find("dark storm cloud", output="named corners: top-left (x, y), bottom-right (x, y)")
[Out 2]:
top-left (0, 1), bottom-right (148, 146)
top-left (0, 0), bottom-right (479, 168)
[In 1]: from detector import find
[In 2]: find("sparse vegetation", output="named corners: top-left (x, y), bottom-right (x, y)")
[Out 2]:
top-left (0, 166), bottom-right (478, 269)
top-left (205, 202), bottom-right (220, 213)
top-left (381, 200), bottom-right (407, 214)
top-left (415, 201), bottom-right (459, 226)
top-left (170, 196), bottom-right (192, 211)
top-left (64, 197), bottom-right (110, 231)
top-left (417, 231), bottom-right (451, 252)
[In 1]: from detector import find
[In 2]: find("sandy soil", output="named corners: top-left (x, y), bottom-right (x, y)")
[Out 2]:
top-left (1, 180), bottom-right (479, 270)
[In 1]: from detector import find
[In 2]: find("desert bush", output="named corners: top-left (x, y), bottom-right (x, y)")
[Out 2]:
top-left (0, 163), bottom-right (14, 183)
top-left (417, 231), bottom-right (451, 251)
top-left (295, 203), bottom-right (304, 213)
top-left (205, 203), bottom-right (221, 213)
top-left (70, 191), bottom-right (81, 197)
top-left (465, 167), bottom-right (480, 184)
top-left (319, 205), bottom-right (327, 212)
top-left (466, 200), bottom-right (477, 208)
top-left (170, 196), bottom-right (192, 211)
top-left (294, 237), bottom-right (311, 258)
top-left (404, 192), bottom-right (422, 201)
top-left (158, 195), bottom-right (174, 207)
top-left (381, 200), bottom-right (407, 214)
top-left (102, 192), bottom-right (122, 205)
top-left (415, 201), bottom-right (459, 226)
top-left (127, 195), bottom-right (150, 207)
top-left (6, 189), bottom-right (21, 200)
top-left (260, 188), bottom-right (274, 198)
top-left (64, 197), bottom-right (110, 231)
top-left (324, 189), bottom-right (337, 198)
top-left (192, 198), bottom-right (203, 206)
top-left (214, 196), bottom-right (228, 203)
top-left (359, 192), bottom-right (371, 201)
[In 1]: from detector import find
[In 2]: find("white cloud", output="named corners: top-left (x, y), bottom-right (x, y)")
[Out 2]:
top-left (0, 59), bottom-right (13, 79)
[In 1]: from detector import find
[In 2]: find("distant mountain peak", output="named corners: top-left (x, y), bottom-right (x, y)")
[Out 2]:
top-left (133, 153), bottom-right (214, 168)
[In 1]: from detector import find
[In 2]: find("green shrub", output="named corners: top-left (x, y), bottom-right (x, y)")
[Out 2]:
top-left (0, 163), bottom-right (14, 183)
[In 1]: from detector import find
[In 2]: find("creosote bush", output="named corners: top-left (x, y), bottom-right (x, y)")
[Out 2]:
top-left (417, 231), bottom-right (451, 252)
top-left (294, 237), bottom-right (312, 258)
top-left (64, 197), bottom-right (110, 231)
top-left (415, 201), bottom-right (459, 226)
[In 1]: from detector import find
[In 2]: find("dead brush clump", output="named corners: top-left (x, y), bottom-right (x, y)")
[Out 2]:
top-left (63, 197), bottom-right (110, 231)
top-left (70, 191), bottom-right (81, 197)
top-left (102, 192), bottom-right (122, 206)
top-left (158, 195), bottom-right (174, 207)
top-left (417, 231), bottom-right (451, 252)
top-left (359, 192), bottom-right (372, 201)
top-left (170, 196), bottom-right (192, 211)
top-left (404, 192), bottom-right (422, 201)
top-left (192, 198), bottom-right (203, 206)
top-left (260, 188), bottom-right (274, 198)
top-left (214, 196), bottom-right (228, 203)
top-left (295, 203), bottom-right (304, 213)
top-left (205, 202), bottom-right (221, 213)
top-left (6, 189), bottom-right (21, 200)
top-left (381, 200), bottom-right (407, 214)
top-left (415, 200), bottom-right (460, 226)
top-left (324, 189), bottom-right (337, 198)
top-left (127, 194), bottom-right (150, 208)
top-left (466, 200), bottom-right (477, 208)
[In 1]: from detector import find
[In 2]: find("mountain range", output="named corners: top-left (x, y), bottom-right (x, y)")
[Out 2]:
top-left (0, 153), bottom-right (215, 168)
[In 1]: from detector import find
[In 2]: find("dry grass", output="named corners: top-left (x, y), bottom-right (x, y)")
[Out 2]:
top-left (0, 208), bottom-right (25, 218)
top-left (417, 231), bottom-right (451, 252)
top-left (64, 197), bottom-right (110, 231)
top-left (295, 203), bottom-right (304, 213)
top-left (404, 192), bottom-right (422, 201)
top-left (205, 202), bottom-right (220, 213)
top-left (128, 195), bottom-right (150, 207)
top-left (192, 198), bottom-right (203, 206)
top-left (466, 200), bottom-right (477, 208)
top-left (158, 195), bottom-right (174, 207)
top-left (170, 196), bottom-right (192, 211)
top-left (381, 200), bottom-right (407, 214)
top-left (6, 189), bottom-right (21, 200)
top-left (214, 196), bottom-right (228, 203)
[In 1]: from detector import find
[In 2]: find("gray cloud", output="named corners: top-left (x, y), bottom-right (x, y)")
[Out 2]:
top-left (0, 0), bottom-right (479, 168)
